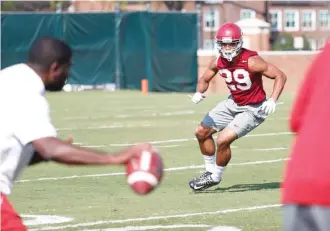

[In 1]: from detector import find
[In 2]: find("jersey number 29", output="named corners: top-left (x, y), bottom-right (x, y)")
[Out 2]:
top-left (219, 69), bottom-right (252, 91)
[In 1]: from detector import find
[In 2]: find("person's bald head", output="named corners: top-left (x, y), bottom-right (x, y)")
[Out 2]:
top-left (28, 37), bottom-right (72, 92)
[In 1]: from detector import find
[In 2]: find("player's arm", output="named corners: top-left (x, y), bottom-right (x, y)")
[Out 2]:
top-left (28, 136), bottom-right (74, 166)
top-left (28, 152), bottom-right (45, 166)
top-left (191, 57), bottom-right (218, 104)
top-left (248, 55), bottom-right (287, 101)
top-left (32, 138), bottom-right (151, 165)
top-left (196, 57), bottom-right (219, 93)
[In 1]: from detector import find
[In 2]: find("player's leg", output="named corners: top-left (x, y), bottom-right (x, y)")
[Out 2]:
top-left (214, 110), bottom-right (264, 180)
top-left (192, 127), bottom-right (237, 191)
top-left (283, 205), bottom-right (309, 231)
top-left (193, 110), bottom-right (264, 191)
top-left (194, 123), bottom-right (217, 173)
top-left (211, 127), bottom-right (238, 182)
top-left (0, 194), bottom-right (27, 231)
top-left (311, 206), bottom-right (330, 231)
top-left (189, 100), bottom-right (234, 190)
top-left (283, 204), bottom-right (328, 231)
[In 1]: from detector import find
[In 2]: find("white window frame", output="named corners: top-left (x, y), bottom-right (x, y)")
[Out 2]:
top-left (204, 0), bottom-right (223, 3)
top-left (319, 10), bottom-right (330, 30)
top-left (284, 10), bottom-right (299, 32)
top-left (318, 38), bottom-right (326, 49)
top-left (203, 9), bottom-right (219, 32)
top-left (308, 38), bottom-right (317, 50)
top-left (269, 10), bottom-right (282, 31)
top-left (301, 10), bottom-right (316, 31)
top-left (240, 9), bottom-right (256, 20)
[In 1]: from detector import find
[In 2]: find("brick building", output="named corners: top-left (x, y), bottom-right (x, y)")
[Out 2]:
top-left (70, 0), bottom-right (329, 51)
top-left (268, 1), bottom-right (330, 50)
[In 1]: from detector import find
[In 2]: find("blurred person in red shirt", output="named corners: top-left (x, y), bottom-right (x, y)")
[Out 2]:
top-left (282, 41), bottom-right (330, 231)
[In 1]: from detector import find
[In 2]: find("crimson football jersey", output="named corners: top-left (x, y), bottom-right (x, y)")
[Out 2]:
top-left (217, 48), bottom-right (266, 105)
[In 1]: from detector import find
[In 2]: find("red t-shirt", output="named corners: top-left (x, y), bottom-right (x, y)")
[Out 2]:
top-left (217, 48), bottom-right (266, 105)
top-left (282, 42), bottom-right (330, 206)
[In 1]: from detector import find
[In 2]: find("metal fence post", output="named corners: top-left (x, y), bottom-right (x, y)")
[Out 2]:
top-left (114, 2), bottom-right (121, 90)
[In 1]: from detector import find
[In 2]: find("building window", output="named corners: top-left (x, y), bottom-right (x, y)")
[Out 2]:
top-left (269, 10), bottom-right (282, 31)
top-left (308, 38), bottom-right (317, 50)
top-left (294, 36), bottom-right (304, 50)
top-left (284, 10), bottom-right (299, 31)
top-left (203, 39), bottom-right (215, 50)
top-left (204, 0), bottom-right (222, 3)
top-left (319, 10), bottom-right (330, 29)
top-left (204, 9), bottom-right (219, 31)
top-left (240, 9), bottom-right (256, 19)
top-left (302, 10), bottom-right (316, 30)
top-left (318, 38), bottom-right (329, 49)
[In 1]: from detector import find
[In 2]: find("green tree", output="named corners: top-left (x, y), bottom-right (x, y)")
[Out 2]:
top-left (164, 1), bottom-right (184, 11)
top-left (1, 1), bottom-right (70, 12)
top-left (272, 33), bottom-right (312, 51)
top-left (272, 33), bottom-right (294, 51)
top-left (1, 1), bottom-right (16, 11)
top-left (302, 35), bottom-right (311, 50)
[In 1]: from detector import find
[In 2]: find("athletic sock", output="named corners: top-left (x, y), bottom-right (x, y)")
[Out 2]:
top-left (203, 155), bottom-right (215, 173)
top-left (211, 165), bottom-right (225, 182)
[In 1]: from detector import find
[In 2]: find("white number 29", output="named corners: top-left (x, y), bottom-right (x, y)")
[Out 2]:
top-left (219, 69), bottom-right (252, 91)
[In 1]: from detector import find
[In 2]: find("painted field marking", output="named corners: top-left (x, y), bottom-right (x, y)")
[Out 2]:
top-left (22, 214), bottom-right (73, 226)
top-left (17, 158), bottom-right (288, 183)
top-left (85, 131), bottom-right (293, 147)
top-left (78, 224), bottom-right (242, 231)
top-left (57, 124), bottom-right (151, 131)
top-left (32, 204), bottom-right (281, 230)
top-left (78, 224), bottom-right (212, 231)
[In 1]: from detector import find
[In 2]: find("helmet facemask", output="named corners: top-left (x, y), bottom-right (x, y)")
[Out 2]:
top-left (216, 38), bottom-right (243, 62)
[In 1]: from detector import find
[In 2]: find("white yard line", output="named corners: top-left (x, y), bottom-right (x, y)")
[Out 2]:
top-left (57, 124), bottom-right (151, 131)
top-left (79, 145), bottom-right (286, 151)
top-left (254, 147), bottom-right (288, 151)
top-left (154, 145), bottom-right (181, 148)
top-left (56, 109), bottom-right (287, 121)
top-left (115, 110), bottom-right (197, 118)
top-left (78, 224), bottom-right (213, 231)
top-left (78, 224), bottom-right (242, 231)
top-left (17, 158), bottom-right (288, 183)
top-left (101, 132), bottom-right (293, 147)
top-left (32, 204), bottom-right (281, 230)
top-left (246, 132), bottom-right (292, 137)
top-left (22, 214), bottom-right (73, 226)
top-left (57, 110), bottom-right (200, 121)
top-left (107, 138), bottom-right (193, 147)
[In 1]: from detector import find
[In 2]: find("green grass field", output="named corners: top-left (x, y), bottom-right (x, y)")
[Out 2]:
top-left (10, 91), bottom-right (295, 231)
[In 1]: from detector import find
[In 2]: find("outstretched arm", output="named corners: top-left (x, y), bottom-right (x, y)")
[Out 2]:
top-left (191, 57), bottom-right (219, 104)
top-left (29, 136), bottom-right (74, 166)
top-left (196, 57), bottom-right (219, 93)
top-left (32, 138), bottom-right (151, 165)
top-left (248, 55), bottom-right (287, 101)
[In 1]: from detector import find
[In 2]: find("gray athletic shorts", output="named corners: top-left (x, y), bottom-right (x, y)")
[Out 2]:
top-left (283, 205), bottom-right (330, 231)
top-left (201, 96), bottom-right (267, 137)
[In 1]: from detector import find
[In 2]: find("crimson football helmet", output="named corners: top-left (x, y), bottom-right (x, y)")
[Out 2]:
top-left (216, 23), bottom-right (243, 62)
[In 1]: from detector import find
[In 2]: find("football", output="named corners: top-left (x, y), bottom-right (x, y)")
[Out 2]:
top-left (126, 149), bottom-right (164, 195)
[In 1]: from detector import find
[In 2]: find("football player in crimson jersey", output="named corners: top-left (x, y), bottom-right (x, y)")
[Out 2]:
top-left (189, 23), bottom-right (287, 191)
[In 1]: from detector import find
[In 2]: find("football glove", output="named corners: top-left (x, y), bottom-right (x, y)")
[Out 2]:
top-left (260, 98), bottom-right (276, 115)
top-left (191, 92), bottom-right (205, 104)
